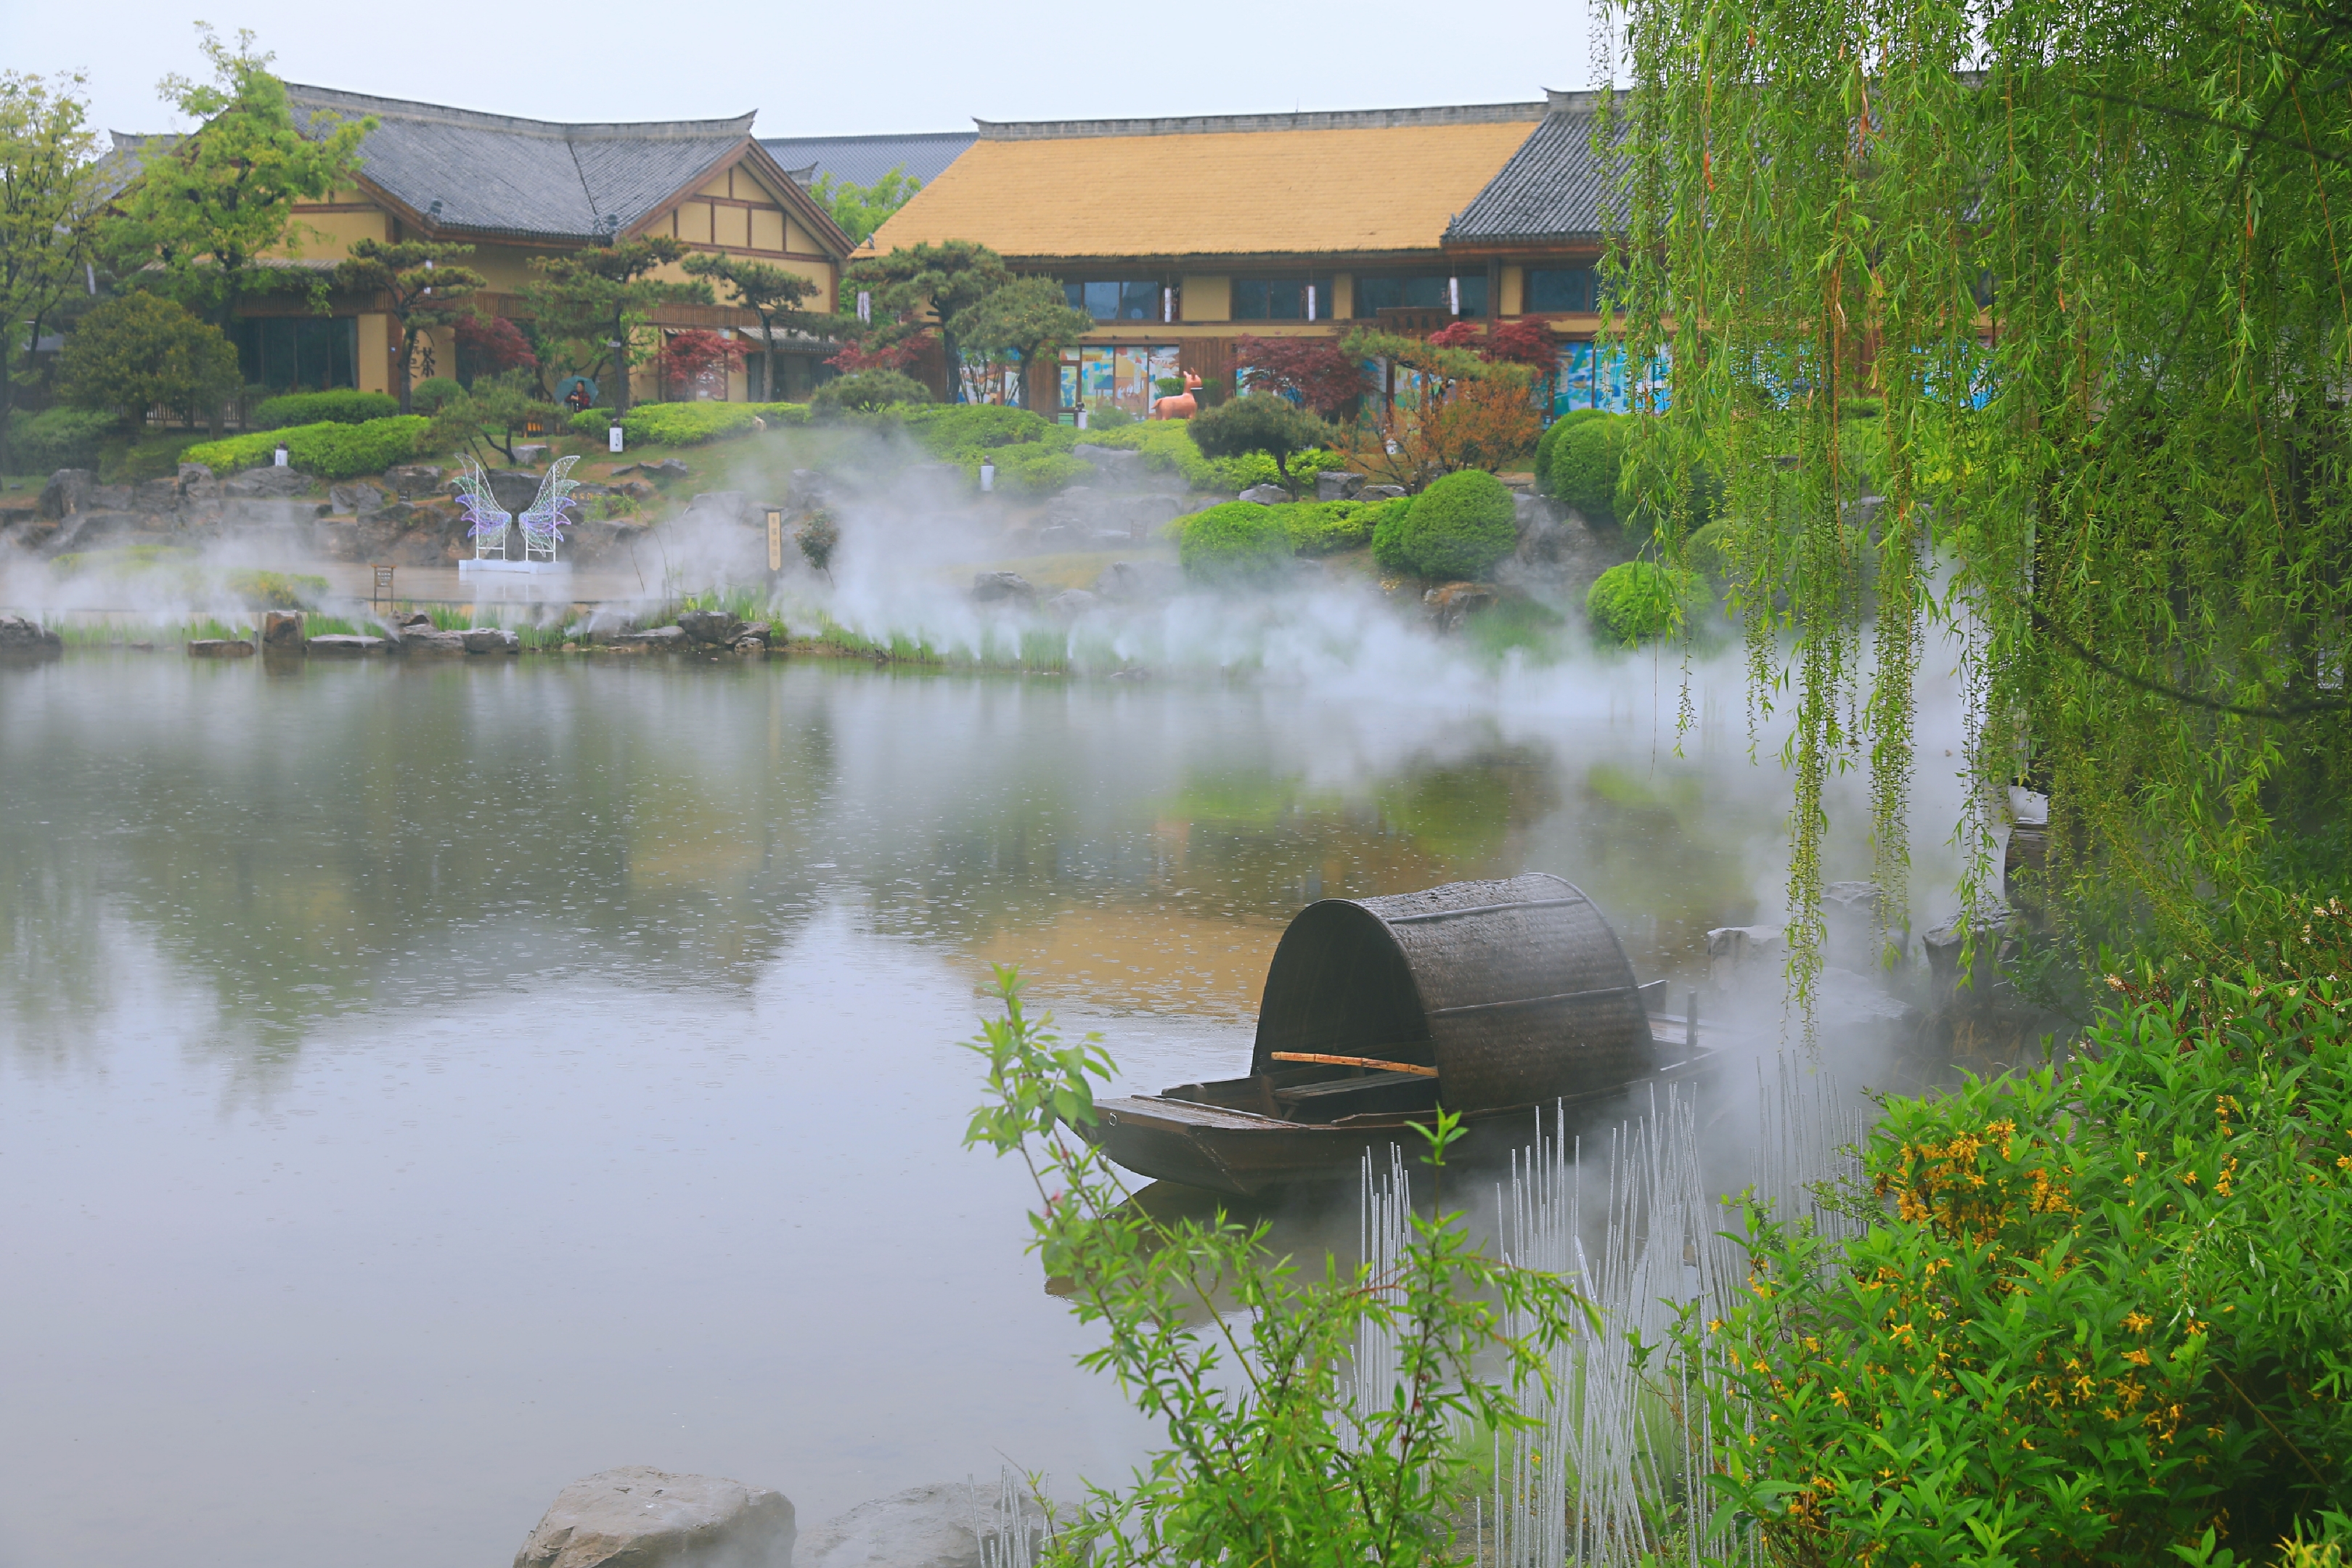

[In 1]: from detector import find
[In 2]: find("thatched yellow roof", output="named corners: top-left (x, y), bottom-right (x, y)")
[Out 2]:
top-left (860, 105), bottom-right (1545, 261)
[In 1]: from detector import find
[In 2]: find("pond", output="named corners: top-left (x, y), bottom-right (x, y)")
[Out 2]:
top-left (0, 648), bottom-right (1967, 1567)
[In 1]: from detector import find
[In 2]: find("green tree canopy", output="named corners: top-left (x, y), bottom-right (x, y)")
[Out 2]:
top-left (57, 291), bottom-right (240, 424)
top-left (841, 239), bottom-right (1010, 396)
top-left (1611, 0), bottom-right (2352, 1005)
top-left (1187, 394), bottom-right (1336, 499)
top-left (106, 26), bottom-right (372, 334)
top-left (679, 253), bottom-right (841, 401)
top-left (948, 276), bottom-right (1091, 412)
top-left (518, 235), bottom-right (708, 415)
top-left (809, 166), bottom-right (921, 246)
top-left (427, 367), bottom-right (558, 465)
top-left (0, 71), bottom-right (107, 473)
top-left (333, 239), bottom-right (483, 415)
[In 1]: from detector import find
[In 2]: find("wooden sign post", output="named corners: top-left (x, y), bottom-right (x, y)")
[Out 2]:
top-left (766, 510), bottom-right (784, 574)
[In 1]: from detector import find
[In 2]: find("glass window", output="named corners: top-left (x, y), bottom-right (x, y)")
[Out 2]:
top-left (1352, 274), bottom-right (1485, 318)
top-left (1067, 279), bottom-right (1163, 320)
top-left (238, 316), bottom-right (358, 392)
top-left (1525, 267), bottom-right (1598, 312)
top-left (1233, 278), bottom-right (1307, 320)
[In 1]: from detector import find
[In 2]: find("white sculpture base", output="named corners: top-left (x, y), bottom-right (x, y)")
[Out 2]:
top-left (459, 559), bottom-right (565, 575)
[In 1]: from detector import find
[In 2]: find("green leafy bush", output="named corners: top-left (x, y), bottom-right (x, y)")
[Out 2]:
top-left (184, 415), bottom-right (432, 479)
top-left (1178, 501), bottom-right (1297, 584)
top-left (901, 403), bottom-right (1061, 455)
top-left (9, 407), bottom-right (118, 472)
top-left (1275, 497), bottom-right (1406, 556)
top-left (253, 389), bottom-right (398, 429)
top-left (409, 377), bottom-right (464, 414)
top-left (102, 432), bottom-right (212, 483)
top-left (224, 570), bottom-right (329, 609)
top-left (1684, 518), bottom-right (1732, 580)
top-left (1546, 412), bottom-right (1629, 520)
top-left (810, 369), bottom-right (932, 415)
top-left (618, 401), bottom-right (759, 446)
top-left (992, 444), bottom-right (1092, 497)
top-left (1585, 559), bottom-right (1698, 643)
top-left (1385, 469), bottom-right (1517, 579)
top-left (1371, 496), bottom-right (1418, 573)
top-left (568, 406), bottom-right (613, 437)
top-left (1534, 407), bottom-right (1609, 499)
top-left (1695, 973), bottom-right (2352, 1567)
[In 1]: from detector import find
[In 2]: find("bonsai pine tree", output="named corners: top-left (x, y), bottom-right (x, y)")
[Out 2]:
top-left (948, 277), bottom-right (1091, 411)
top-left (681, 253), bottom-right (844, 401)
top-left (840, 240), bottom-right (1010, 397)
top-left (1186, 393), bottom-right (1336, 499)
top-left (520, 235), bottom-right (709, 415)
top-left (332, 239), bottom-right (484, 414)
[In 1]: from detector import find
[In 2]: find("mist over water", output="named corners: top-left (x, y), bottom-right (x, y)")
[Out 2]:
top-left (0, 445), bottom-right (1981, 1568)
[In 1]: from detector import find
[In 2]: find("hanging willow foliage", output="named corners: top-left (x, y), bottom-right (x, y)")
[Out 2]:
top-left (1605, 0), bottom-right (2352, 1013)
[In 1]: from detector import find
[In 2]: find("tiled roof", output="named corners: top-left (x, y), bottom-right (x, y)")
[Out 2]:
top-left (1446, 91), bottom-right (1617, 244)
top-left (92, 132), bottom-right (179, 203)
top-left (862, 102), bottom-right (1545, 261)
top-left (758, 132), bottom-right (974, 190)
top-left (282, 86), bottom-right (756, 243)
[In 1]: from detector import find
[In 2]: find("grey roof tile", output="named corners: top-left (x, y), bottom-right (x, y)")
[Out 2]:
top-left (1447, 105), bottom-right (1617, 245)
top-left (756, 131), bottom-right (974, 189)
top-left (283, 86), bottom-right (754, 243)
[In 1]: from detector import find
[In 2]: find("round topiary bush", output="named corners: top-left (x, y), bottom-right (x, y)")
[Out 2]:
top-left (1549, 415), bottom-right (1629, 521)
top-left (1179, 501), bottom-right (1298, 584)
top-left (1535, 407), bottom-right (1609, 501)
top-left (1586, 559), bottom-right (1701, 644)
top-left (1685, 518), bottom-right (1733, 580)
top-left (810, 369), bottom-right (932, 415)
top-left (409, 377), bottom-right (464, 414)
top-left (1370, 497), bottom-right (1417, 573)
top-left (1389, 469), bottom-right (1517, 579)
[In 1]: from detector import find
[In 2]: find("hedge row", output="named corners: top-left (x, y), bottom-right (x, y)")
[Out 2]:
top-left (183, 416), bottom-right (434, 481)
top-left (252, 390), bottom-right (399, 430)
top-left (7, 407), bottom-right (118, 472)
top-left (568, 401), bottom-right (812, 446)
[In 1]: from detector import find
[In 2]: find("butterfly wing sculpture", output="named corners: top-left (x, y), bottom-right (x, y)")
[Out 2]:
top-left (457, 457), bottom-right (513, 559)
top-left (518, 455), bottom-right (581, 562)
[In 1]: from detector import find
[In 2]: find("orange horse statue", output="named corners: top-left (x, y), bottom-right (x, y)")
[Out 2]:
top-left (1151, 371), bottom-right (1204, 420)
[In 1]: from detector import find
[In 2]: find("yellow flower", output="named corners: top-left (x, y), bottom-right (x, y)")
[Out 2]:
top-left (2124, 1311), bottom-right (2152, 1333)
top-left (2124, 1348), bottom-right (2152, 1366)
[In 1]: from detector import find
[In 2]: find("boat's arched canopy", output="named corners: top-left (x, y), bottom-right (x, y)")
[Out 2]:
top-left (1249, 873), bottom-right (1654, 1110)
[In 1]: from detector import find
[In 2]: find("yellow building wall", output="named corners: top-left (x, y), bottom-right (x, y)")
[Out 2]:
top-left (1331, 274), bottom-right (1353, 320)
top-left (1180, 274), bottom-right (1230, 322)
top-left (356, 311), bottom-right (391, 395)
top-left (1500, 266), bottom-right (1524, 316)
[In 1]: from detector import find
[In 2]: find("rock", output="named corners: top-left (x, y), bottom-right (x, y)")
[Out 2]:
top-left (384, 464), bottom-right (444, 499)
top-left (1422, 580), bottom-right (1498, 632)
top-left (513, 444), bottom-right (550, 465)
top-left (2004, 828), bottom-right (2048, 915)
top-left (683, 491), bottom-right (755, 528)
top-left (262, 611), bottom-right (306, 650)
top-left (787, 469), bottom-right (825, 505)
top-left (617, 625), bottom-right (689, 650)
top-left (1034, 523), bottom-right (1078, 550)
top-left (1093, 560), bottom-right (1184, 600)
top-left (1122, 494), bottom-right (1185, 532)
top-left (401, 629), bottom-right (469, 656)
top-left (513, 1465), bottom-right (795, 1568)
top-left (1822, 880), bottom-right (1900, 967)
top-left (614, 480), bottom-right (655, 502)
top-left (222, 467), bottom-right (310, 499)
top-left (1236, 483), bottom-right (1288, 505)
top-left (187, 638), bottom-right (255, 658)
top-left (38, 469), bottom-right (96, 519)
top-left (608, 462), bottom-right (639, 477)
top-left (1071, 444), bottom-right (1146, 486)
top-left (487, 468), bottom-right (544, 514)
top-left (330, 482), bottom-right (388, 516)
top-left (0, 614), bottom-right (62, 652)
top-left (1316, 470), bottom-right (1367, 502)
top-left (178, 464), bottom-right (221, 510)
top-left (1359, 483), bottom-right (1408, 502)
top-left (462, 627), bottom-right (520, 654)
top-left (1707, 924), bottom-right (1784, 987)
top-left (398, 611), bottom-right (436, 628)
top-left (1513, 493), bottom-right (1551, 531)
top-left (646, 458), bottom-right (690, 480)
top-left (730, 621), bottom-right (773, 653)
top-left (971, 571), bottom-right (1036, 604)
top-left (796, 1480), bottom-right (1019, 1568)
top-left (134, 476), bottom-right (184, 514)
top-left (305, 634), bottom-right (385, 656)
top-left (679, 609), bottom-right (747, 645)
top-left (1047, 588), bottom-right (1099, 616)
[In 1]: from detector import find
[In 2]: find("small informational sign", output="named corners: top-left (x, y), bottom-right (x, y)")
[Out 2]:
top-left (608, 425), bottom-right (624, 454)
top-left (979, 460), bottom-right (995, 494)
top-left (766, 510), bottom-right (783, 574)
top-left (273, 444), bottom-right (289, 467)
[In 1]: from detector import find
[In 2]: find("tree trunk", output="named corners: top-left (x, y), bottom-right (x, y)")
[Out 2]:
top-left (0, 330), bottom-right (15, 477)
top-left (760, 314), bottom-right (778, 404)
top-left (613, 311), bottom-right (630, 417)
top-left (1018, 348), bottom-right (1034, 412)
top-left (395, 319), bottom-right (414, 415)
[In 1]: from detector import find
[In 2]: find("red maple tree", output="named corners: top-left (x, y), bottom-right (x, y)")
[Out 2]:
top-left (1233, 334), bottom-right (1368, 417)
top-left (455, 314), bottom-right (538, 377)
top-left (655, 329), bottom-right (748, 396)
top-left (826, 331), bottom-right (931, 373)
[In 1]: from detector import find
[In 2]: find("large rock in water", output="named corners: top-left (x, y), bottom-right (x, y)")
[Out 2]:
top-left (679, 609), bottom-right (746, 645)
top-left (796, 1481), bottom-right (1000, 1568)
top-left (971, 571), bottom-right (1035, 604)
top-left (38, 468), bottom-right (95, 519)
top-left (0, 614), bottom-right (62, 652)
top-left (513, 1466), bottom-right (795, 1568)
top-left (488, 468), bottom-right (544, 514)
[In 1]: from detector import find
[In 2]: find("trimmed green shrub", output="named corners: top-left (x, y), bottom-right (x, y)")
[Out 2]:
top-left (9, 407), bottom-right (118, 472)
top-left (568, 406), bottom-right (613, 437)
top-left (1179, 501), bottom-right (1297, 584)
top-left (103, 432), bottom-right (211, 483)
top-left (224, 570), bottom-right (330, 609)
top-left (184, 415), bottom-right (432, 480)
top-left (1547, 413), bottom-right (1629, 520)
top-left (1387, 469), bottom-right (1517, 580)
top-left (618, 401), bottom-right (759, 446)
top-left (253, 389), bottom-right (399, 429)
top-left (1271, 497), bottom-right (1410, 557)
top-left (1370, 496), bottom-right (1418, 573)
top-left (811, 369), bottom-right (932, 415)
top-left (992, 444), bottom-right (1092, 497)
top-left (1585, 559), bottom-right (1699, 643)
top-left (1534, 407), bottom-right (1609, 500)
top-left (901, 404), bottom-right (1059, 454)
top-left (409, 377), bottom-right (464, 414)
top-left (1685, 518), bottom-right (1732, 580)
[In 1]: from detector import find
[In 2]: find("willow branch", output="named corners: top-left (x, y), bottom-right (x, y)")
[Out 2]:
top-left (2024, 601), bottom-right (2350, 721)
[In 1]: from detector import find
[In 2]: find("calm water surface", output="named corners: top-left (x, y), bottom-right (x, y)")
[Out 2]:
top-left (0, 652), bottom-right (1853, 1568)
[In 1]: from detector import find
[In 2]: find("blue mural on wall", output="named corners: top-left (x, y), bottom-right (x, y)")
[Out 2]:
top-left (1552, 343), bottom-right (1672, 417)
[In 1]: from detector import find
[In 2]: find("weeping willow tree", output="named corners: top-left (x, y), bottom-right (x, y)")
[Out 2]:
top-left (1606, 0), bottom-right (2352, 1006)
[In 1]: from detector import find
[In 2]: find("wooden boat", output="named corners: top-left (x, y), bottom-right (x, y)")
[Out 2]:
top-left (1083, 873), bottom-right (1714, 1199)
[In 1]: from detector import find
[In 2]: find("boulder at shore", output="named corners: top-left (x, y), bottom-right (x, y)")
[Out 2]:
top-left (513, 1466), bottom-right (795, 1568)
top-left (795, 1480), bottom-right (1021, 1568)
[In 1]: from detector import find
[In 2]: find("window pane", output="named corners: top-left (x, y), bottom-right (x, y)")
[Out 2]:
top-left (1455, 275), bottom-right (1488, 318)
top-left (1119, 281), bottom-right (1158, 320)
top-left (1234, 279), bottom-right (1304, 320)
top-left (1355, 276), bottom-right (1401, 317)
top-left (1085, 281), bottom-right (1121, 319)
top-left (1066, 282), bottom-right (1087, 311)
top-left (1401, 274), bottom-right (1447, 310)
top-left (1526, 268), bottom-right (1596, 312)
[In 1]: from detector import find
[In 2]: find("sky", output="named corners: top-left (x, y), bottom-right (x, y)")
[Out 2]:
top-left (9, 0), bottom-right (1612, 145)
